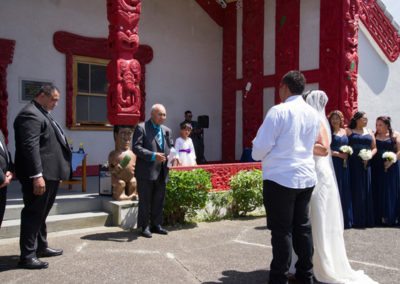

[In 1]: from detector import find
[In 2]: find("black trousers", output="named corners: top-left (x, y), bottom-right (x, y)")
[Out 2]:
top-left (19, 179), bottom-right (59, 260)
top-left (137, 175), bottom-right (166, 228)
top-left (263, 180), bottom-right (314, 284)
top-left (0, 186), bottom-right (6, 228)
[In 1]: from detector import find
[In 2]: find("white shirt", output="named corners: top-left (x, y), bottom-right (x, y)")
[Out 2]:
top-left (252, 95), bottom-right (320, 189)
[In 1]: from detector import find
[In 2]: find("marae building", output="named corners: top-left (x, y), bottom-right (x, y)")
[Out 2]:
top-left (0, 0), bottom-right (399, 172)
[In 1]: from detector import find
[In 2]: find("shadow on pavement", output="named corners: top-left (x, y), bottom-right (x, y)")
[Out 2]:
top-left (203, 269), bottom-right (269, 284)
top-left (0, 255), bottom-right (20, 272)
top-left (81, 231), bottom-right (138, 242)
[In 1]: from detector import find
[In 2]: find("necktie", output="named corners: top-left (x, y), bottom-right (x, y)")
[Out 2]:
top-left (0, 140), bottom-right (8, 163)
top-left (48, 114), bottom-right (68, 146)
top-left (155, 127), bottom-right (163, 150)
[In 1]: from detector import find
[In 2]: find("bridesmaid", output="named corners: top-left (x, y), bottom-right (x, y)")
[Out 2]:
top-left (372, 116), bottom-right (400, 226)
top-left (346, 111), bottom-right (377, 228)
top-left (328, 110), bottom-right (353, 229)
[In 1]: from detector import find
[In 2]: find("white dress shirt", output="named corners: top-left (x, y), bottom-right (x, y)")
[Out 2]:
top-left (252, 95), bottom-right (320, 189)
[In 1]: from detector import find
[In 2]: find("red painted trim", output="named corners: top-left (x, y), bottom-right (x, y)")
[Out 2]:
top-left (0, 38), bottom-right (16, 143)
top-left (359, 0), bottom-right (400, 62)
top-left (172, 162), bottom-right (261, 191)
top-left (195, 0), bottom-right (224, 27)
top-left (242, 0), bottom-right (264, 148)
top-left (319, 0), bottom-right (343, 117)
top-left (262, 75), bottom-right (276, 88)
top-left (221, 5), bottom-right (237, 162)
top-left (302, 69), bottom-right (320, 84)
top-left (53, 31), bottom-right (153, 127)
top-left (275, 0), bottom-right (300, 104)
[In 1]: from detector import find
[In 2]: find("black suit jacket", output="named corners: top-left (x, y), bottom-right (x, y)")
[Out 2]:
top-left (132, 120), bottom-right (173, 182)
top-left (0, 130), bottom-right (13, 185)
top-left (14, 101), bottom-right (72, 181)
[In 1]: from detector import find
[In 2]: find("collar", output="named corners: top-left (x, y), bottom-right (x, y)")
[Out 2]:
top-left (151, 120), bottom-right (161, 130)
top-left (32, 100), bottom-right (49, 114)
top-left (284, 95), bottom-right (302, 103)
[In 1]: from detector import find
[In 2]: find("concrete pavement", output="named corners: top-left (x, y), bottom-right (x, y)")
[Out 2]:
top-left (0, 217), bottom-right (399, 283)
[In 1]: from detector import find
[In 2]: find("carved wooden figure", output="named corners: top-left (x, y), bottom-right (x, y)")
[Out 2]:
top-left (108, 125), bottom-right (138, 201)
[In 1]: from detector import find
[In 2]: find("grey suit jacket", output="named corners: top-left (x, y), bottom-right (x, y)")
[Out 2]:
top-left (132, 120), bottom-right (174, 182)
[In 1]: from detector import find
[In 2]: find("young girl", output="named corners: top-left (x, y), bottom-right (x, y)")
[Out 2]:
top-left (175, 122), bottom-right (197, 166)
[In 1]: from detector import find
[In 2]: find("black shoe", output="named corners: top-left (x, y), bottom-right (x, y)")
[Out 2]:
top-left (37, 247), bottom-right (63, 258)
top-left (18, 257), bottom-right (49, 269)
top-left (141, 226), bottom-right (152, 238)
top-left (151, 225), bottom-right (168, 235)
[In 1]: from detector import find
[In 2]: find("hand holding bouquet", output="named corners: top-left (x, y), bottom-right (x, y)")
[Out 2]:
top-left (358, 149), bottom-right (372, 169)
top-left (339, 145), bottom-right (353, 168)
top-left (382, 151), bottom-right (397, 172)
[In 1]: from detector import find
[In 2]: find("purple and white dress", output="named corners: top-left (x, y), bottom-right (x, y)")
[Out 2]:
top-left (175, 137), bottom-right (196, 166)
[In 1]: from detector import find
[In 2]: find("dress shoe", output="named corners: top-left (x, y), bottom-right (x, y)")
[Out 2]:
top-left (151, 225), bottom-right (168, 235)
top-left (141, 226), bottom-right (152, 238)
top-left (18, 257), bottom-right (49, 269)
top-left (37, 247), bottom-right (63, 258)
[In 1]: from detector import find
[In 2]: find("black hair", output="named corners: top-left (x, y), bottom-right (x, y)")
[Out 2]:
top-left (35, 84), bottom-right (59, 98)
top-left (281, 70), bottom-right (306, 95)
top-left (348, 111), bottom-right (366, 129)
top-left (376, 116), bottom-right (397, 152)
top-left (184, 110), bottom-right (192, 115)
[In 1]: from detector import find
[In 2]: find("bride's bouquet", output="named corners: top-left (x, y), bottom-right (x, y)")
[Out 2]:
top-left (382, 151), bottom-right (397, 172)
top-left (358, 149), bottom-right (372, 169)
top-left (339, 145), bottom-right (353, 168)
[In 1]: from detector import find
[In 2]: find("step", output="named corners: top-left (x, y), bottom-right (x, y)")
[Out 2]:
top-left (103, 200), bottom-right (139, 229)
top-left (0, 212), bottom-right (111, 239)
top-left (4, 194), bottom-right (110, 221)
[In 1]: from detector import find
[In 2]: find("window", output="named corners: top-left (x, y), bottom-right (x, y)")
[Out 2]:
top-left (72, 55), bottom-right (111, 130)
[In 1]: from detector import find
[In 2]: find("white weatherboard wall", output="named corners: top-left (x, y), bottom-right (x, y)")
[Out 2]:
top-left (0, 0), bottom-right (222, 164)
top-left (358, 25), bottom-right (400, 132)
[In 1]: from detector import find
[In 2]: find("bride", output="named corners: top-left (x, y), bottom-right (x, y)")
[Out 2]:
top-left (290, 90), bottom-right (378, 284)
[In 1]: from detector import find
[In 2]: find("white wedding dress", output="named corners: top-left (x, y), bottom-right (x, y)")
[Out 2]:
top-left (290, 91), bottom-right (378, 284)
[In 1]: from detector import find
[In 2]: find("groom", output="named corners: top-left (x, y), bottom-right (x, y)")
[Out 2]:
top-left (252, 71), bottom-right (326, 284)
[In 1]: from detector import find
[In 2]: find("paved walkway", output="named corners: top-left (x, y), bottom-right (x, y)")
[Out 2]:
top-left (0, 218), bottom-right (399, 283)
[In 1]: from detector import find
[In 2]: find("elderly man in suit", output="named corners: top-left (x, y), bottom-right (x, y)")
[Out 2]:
top-left (132, 104), bottom-right (175, 238)
top-left (0, 129), bottom-right (13, 229)
top-left (14, 85), bottom-right (71, 269)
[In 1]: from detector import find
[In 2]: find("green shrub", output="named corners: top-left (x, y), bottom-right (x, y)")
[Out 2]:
top-left (164, 169), bottom-right (212, 225)
top-left (203, 191), bottom-right (233, 221)
top-left (229, 169), bottom-right (263, 217)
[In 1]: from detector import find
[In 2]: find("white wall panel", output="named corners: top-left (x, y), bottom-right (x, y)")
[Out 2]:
top-left (299, 0), bottom-right (320, 71)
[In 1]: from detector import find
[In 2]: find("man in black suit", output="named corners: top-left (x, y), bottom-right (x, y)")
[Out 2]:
top-left (132, 104), bottom-right (175, 238)
top-left (0, 129), bottom-right (13, 228)
top-left (14, 85), bottom-right (71, 269)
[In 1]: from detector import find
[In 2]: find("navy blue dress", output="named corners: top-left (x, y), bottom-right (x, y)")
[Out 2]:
top-left (371, 139), bottom-right (399, 226)
top-left (348, 132), bottom-right (374, 227)
top-left (331, 134), bottom-right (353, 229)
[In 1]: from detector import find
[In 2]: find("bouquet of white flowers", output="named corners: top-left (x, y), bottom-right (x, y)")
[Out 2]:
top-left (358, 149), bottom-right (372, 169)
top-left (382, 151), bottom-right (397, 172)
top-left (339, 145), bottom-right (353, 168)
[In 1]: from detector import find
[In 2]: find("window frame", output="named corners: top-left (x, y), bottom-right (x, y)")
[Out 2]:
top-left (71, 55), bottom-right (111, 131)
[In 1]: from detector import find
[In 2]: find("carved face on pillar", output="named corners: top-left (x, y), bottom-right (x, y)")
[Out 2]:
top-left (115, 30), bottom-right (139, 53)
top-left (118, 59), bottom-right (141, 92)
top-left (119, 0), bottom-right (141, 13)
top-left (116, 59), bottom-right (141, 112)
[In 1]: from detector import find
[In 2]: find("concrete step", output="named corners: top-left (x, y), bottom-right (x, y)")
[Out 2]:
top-left (4, 194), bottom-right (110, 221)
top-left (0, 212), bottom-right (111, 239)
